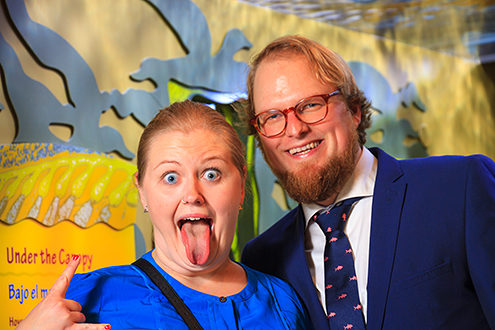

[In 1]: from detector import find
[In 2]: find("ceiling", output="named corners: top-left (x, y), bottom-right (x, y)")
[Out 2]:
top-left (239, 0), bottom-right (495, 63)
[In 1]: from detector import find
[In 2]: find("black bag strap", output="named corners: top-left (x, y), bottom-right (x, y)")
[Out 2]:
top-left (132, 258), bottom-right (203, 330)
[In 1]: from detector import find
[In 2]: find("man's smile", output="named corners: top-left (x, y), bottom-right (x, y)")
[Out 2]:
top-left (287, 140), bottom-right (322, 156)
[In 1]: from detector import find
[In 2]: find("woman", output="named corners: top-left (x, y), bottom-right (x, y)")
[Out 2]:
top-left (17, 100), bottom-right (311, 329)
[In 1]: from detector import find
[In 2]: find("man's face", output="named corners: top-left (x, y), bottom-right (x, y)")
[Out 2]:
top-left (252, 54), bottom-right (361, 205)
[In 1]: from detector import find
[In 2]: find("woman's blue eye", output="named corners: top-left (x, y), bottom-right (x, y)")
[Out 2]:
top-left (164, 173), bottom-right (178, 184)
top-left (204, 169), bottom-right (220, 181)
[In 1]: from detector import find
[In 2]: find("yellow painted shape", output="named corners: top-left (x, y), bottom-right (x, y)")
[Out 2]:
top-left (0, 144), bottom-right (137, 229)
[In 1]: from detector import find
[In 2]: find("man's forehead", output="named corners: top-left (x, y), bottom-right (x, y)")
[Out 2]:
top-left (253, 55), bottom-right (322, 108)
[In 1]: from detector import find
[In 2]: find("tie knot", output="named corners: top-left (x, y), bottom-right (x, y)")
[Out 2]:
top-left (314, 197), bottom-right (362, 235)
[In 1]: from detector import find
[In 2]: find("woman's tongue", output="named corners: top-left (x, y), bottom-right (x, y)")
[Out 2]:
top-left (180, 220), bottom-right (211, 265)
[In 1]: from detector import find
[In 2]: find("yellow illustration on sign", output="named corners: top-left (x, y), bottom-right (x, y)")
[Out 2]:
top-left (0, 143), bottom-right (138, 227)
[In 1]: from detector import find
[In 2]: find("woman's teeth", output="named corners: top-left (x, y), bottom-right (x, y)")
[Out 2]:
top-left (184, 217), bottom-right (203, 221)
top-left (289, 141), bottom-right (320, 155)
top-left (178, 217), bottom-right (211, 229)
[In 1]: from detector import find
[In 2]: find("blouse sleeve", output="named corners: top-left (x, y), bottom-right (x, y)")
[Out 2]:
top-left (65, 271), bottom-right (105, 322)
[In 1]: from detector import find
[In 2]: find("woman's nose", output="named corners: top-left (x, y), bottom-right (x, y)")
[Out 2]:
top-left (181, 180), bottom-right (205, 205)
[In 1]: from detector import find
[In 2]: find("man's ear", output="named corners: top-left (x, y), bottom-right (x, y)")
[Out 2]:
top-left (352, 104), bottom-right (361, 129)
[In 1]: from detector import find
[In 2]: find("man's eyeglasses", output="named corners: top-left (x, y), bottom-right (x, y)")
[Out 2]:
top-left (250, 90), bottom-right (341, 138)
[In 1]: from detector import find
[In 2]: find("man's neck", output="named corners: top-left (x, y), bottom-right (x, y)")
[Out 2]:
top-left (314, 146), bottom-right (363, 206)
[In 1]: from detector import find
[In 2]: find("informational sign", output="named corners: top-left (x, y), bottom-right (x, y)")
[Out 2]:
top-left (0, 143), bottom-right (138, 328)
top-left (1, 220), bottom-right (135, 327)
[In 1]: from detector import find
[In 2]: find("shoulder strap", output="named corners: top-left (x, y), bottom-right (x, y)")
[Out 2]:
top-left (132, 258), bottom-right (203, 330)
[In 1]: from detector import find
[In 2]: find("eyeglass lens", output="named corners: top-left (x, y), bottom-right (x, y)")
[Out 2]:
top-left (258, 95), bottom-right (328, 137)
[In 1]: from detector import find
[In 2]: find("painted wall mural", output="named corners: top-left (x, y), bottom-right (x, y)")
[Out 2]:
top-left (1, 0), bottom-right (494, 326)
top-left (1, 0), bottom-right (251, 157)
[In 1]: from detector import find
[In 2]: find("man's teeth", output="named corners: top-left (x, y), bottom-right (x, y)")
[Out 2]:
top-left (289, 142), bottom-right (320, 155)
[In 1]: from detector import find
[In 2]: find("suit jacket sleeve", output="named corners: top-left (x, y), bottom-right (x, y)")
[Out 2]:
top-left (465, 155), bottom-right (495, 326)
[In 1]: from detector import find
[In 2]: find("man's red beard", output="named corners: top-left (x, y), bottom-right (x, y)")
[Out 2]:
top-left (262, 134), bottom-right (360, 205)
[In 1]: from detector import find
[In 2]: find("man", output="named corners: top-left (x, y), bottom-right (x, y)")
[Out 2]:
top-left (240, 35), bottom-right (495, 330)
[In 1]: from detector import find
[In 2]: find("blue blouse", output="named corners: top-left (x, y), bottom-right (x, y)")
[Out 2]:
top-left (66, 251), bottom-right (311, 329)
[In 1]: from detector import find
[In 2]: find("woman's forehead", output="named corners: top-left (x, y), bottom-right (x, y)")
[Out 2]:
top-left (147, 129), bottom-right (232, 162)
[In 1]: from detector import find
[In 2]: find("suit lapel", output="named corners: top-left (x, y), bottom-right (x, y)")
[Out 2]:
top-left (367, 148), bottom-right (406, 330)
top-left (281, 206), bottom-right (329, 326)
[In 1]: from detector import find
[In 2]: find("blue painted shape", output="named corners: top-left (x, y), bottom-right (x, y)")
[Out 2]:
top-left (349, 61), bottom-right (428, 158)
top-left (0, 31), bottom-right (75, 144)
top-left (132, 0), bottom-right (252, 106)
top-left (4, 0), bottom-right (134, 158)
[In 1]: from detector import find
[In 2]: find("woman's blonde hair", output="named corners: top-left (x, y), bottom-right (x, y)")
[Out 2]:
top-left (136, 100), bottom-right (246, 184)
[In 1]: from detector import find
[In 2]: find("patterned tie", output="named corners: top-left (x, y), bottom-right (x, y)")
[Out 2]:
top-left (314, 197), bottom-right (365, 330)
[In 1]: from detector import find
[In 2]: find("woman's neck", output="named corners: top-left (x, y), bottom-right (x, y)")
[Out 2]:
top-left (151, 249), bottom-right (247, 297)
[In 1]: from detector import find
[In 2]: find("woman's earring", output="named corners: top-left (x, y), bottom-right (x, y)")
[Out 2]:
top-left (144, 206), bottom-right (149, 213)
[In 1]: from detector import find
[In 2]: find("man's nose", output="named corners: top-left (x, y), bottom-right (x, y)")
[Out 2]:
top-left (285, 111), bottom-right (309, 137)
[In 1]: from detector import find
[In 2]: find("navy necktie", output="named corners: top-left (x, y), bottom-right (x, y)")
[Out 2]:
top-left (314, 197), bottom-right (366, 330)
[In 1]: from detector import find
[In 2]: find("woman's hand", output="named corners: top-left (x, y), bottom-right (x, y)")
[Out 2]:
top-left (16, 255), bottom-right (111, 330)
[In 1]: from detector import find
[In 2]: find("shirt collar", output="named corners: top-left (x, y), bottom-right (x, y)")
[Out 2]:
top-left (302, 147), bottom-right (377, 226)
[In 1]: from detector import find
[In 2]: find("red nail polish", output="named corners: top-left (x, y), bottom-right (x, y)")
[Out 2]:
top-left (104, 325), bottom-right (111, 329)
top-left (72, 255), bottom-right (80, 261)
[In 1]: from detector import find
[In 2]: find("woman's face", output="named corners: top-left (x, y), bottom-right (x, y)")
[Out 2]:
top-left (136, 128), bottom-right (245, 276)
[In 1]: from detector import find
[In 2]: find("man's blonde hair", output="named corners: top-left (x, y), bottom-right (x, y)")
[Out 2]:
top-left (242, 35), bottom-right (371, 146)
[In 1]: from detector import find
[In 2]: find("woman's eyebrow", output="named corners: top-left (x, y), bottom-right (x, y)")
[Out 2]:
top-left (202, 156), bottom-right (228, 164)
top-left (153, 159), bottom-right (180, 170)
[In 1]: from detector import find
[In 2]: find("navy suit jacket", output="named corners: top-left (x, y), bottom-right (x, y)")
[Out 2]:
top-left (242, 148), bottom-right (495, 329)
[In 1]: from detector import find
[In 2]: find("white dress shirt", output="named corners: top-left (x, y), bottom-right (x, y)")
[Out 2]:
top-left (302, 147), bottom-right (377, 322)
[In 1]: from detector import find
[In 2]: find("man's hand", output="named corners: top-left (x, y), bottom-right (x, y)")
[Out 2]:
top-left (16, 255), bottom-right (111, 330)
